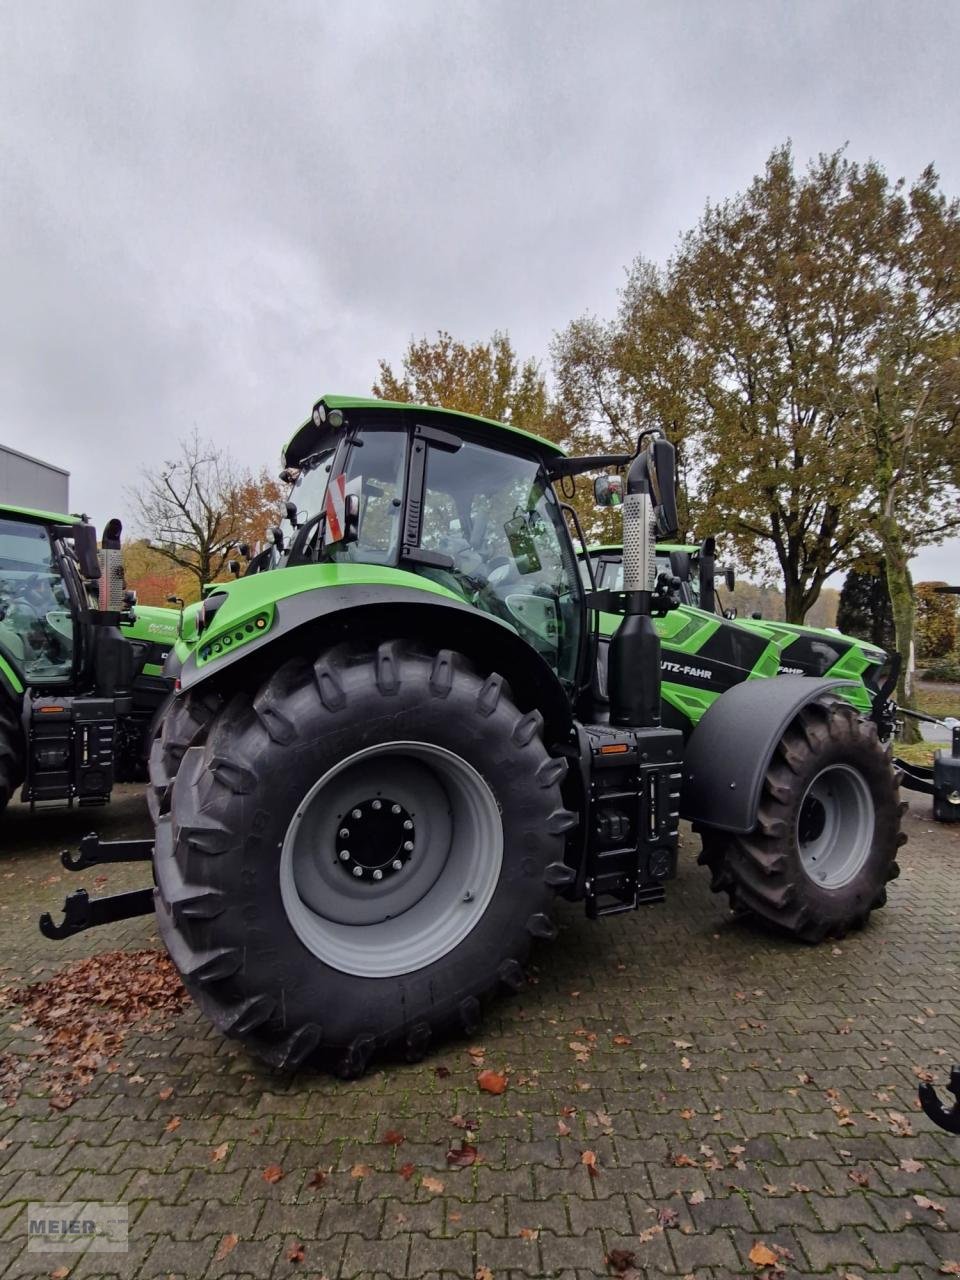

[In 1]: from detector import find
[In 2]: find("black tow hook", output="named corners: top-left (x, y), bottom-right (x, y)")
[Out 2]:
top-left (919, 1066), bottom-right (960, 1134)
top-left (39, 887), bottom-right (155, 940)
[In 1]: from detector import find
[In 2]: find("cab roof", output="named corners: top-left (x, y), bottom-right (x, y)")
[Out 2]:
top-left (0, 502), bottom-right (79, 526)
top-left (284, 395), bottom-right (565, 468)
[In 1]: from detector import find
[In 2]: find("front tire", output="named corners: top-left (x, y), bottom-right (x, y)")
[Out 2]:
top-left (153, 642), bottom-right (573, 1075)
top-left (698, 700), bottom-right (904, 941)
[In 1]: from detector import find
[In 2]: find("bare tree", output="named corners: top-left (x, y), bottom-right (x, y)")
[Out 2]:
top-left (130, 430), bottom-right (283, 592)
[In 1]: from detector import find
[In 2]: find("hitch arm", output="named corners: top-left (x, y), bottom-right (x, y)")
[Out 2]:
top-left (918, 1066), bottom-right (960, 1134)
top-left (61, 832), bottom-right (154, 871)
top-left (39, 887), bottom-right (155, 940)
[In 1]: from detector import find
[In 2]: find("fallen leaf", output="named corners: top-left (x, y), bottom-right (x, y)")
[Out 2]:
top-left (914, 1194), bottom-right (946, 1213)
top-left (398, 1162), bottom-right (416, 1181)
top-left (680, 1056), bottom-right (692, 1070)
top-left (210, 1142), bottom-right (229, 1163)
top-left (657, 1206), bottom-right (679, 1227)
top-left (679, 1108), bottom-right (696, 1120)
top-left (50, 1270), bottom-right (71, 1280)
top-left (126, 1074), bottom-right (145, 1084)
top-left (900, 1158), bottom-right (925, 1173)
top-left (262, 1164), bottom-right (284, 1184)
top-left (446, 1141), bottom-right (478, 1168)
top-left (449, 1113), bottom-right (477, 1130)
top-left (158, 1086), bottom-right (173, 1100)
top-left (214, 1233), bottom-right (238, 1262)
top-left (557, 1119), bottom-right (571, 1136)
top-left (350, 1164), bottom-right (371, 1179)
top-left (939, 1264), bottom-right (960, 1276)
top-left (381, 1129), bottom-right (405, 1146)
top-left (164, 1116), bottom-right (181, 1133)
top-left (688, 1190), bottom-right (706, 1205)
top-left (888, 1110), bottom-right (914, 1136)
top-left (308, 1169), bottom-right (327, 1189)
top-left (607, 1248), bottom-right (637, 1272)
top-left (475, 1268), bottom-right (493, 1280)
top-left (581, 1149), bottom-right (600, 1177)
top-left (612, 1034), bottom-right (632, 1046)
top-left (421, 1175), bottom-right (444, 1194)
top-left (434, 1065), bottom-right (451, 1079)
top-left (636, 1224), bottom-right (664, 1243)
top-left (673, 1039), bottom-right (692, 1049)
top-left (285, 1241), bottom-right (305, 1263)
top-left (518, 1227), bottom-right (539, 1240)
top-left (749, 1242), bottom-right (779, 1267)
top-left (848, 1169), bottom-right (870, 1187)
top-left (477, 1070), bottom-right (508, 1095)
top-left (673, 1153), bottom-right (698, 1167)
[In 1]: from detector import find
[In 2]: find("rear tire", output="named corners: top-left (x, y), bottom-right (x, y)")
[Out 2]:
top-left (153, 642), bottom-right (573, 1076)
top-left (697, 700), bottom-right (904, 942)
top-left (0, 696), bottom-right (24, 819)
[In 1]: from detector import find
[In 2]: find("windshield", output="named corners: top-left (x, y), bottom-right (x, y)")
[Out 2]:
top-left (595, 550), bottom-right (700, 608)
top-left (0, 517), bottom-right (74, 681)
top-left (419, 440), bottom-right (583, 685)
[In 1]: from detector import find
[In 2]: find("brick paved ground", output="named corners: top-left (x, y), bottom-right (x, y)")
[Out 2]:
top-left (0, 786), bottom-right (958, 1279)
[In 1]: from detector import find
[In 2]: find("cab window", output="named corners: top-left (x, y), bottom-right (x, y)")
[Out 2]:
top-left (0, 517), bottom-right (73, 681)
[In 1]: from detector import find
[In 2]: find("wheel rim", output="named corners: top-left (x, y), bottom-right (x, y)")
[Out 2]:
top-left (279, 741), bottom-right (503, 978)
top-left (796, 763), bottom-right (875, 889)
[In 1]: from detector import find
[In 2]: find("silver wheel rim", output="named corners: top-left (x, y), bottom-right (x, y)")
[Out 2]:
top-left (279, 741), bottom-right (503, 978)
top-left (797, 763), bottom-right (875, 889)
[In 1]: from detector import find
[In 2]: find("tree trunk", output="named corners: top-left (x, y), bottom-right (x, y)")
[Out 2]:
top-left (879, 510), bottom-right (920, 744)
top-left (783, 578), bottom-right (807, 624)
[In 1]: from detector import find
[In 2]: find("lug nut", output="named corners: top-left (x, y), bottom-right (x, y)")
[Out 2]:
top-left (392, 859), bottom-right (403, 871)
top-left (403, 840), bottom-right (414, 852)
top-left (391, 804), bottom-right (401, 814)
top-left (339, 828), bottom-right (350, 839)
top-left (339, 850), bottom-right (350, 861)
top-left (352, 808), bottom-right (362, 819)
top-left (352, 866), bottom-right (363, 877)
top-left (372, 869), bottom-right (383, 880)
top-left (372, 799), bottom-right (382, 810)
top-left (403, 819), bottom-right (413, 830)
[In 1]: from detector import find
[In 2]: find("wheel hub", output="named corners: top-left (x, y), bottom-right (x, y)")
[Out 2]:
top-left (336, 798), bottom-right (414, 882)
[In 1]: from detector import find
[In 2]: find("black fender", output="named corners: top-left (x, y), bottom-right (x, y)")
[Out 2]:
top-left (175, 583), bottom-right (575, 744)
top-left (680, 676), bottom-right (859, 834)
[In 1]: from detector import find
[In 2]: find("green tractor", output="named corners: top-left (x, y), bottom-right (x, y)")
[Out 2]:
top-left (584, 541), bottom-right (895, 733)
top-left (44, 398), bottom-right (904, 1076)
top-left (0, 503), bottom-right (176, 818)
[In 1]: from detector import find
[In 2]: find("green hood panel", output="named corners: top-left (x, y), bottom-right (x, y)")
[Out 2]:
top-left (122, 605), bottom-right (180, 646)
top-left (0, 503), bottom-right (78, 526)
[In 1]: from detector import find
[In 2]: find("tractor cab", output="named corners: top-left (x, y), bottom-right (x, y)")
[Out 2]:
top-left (279, 397), bottom-right (586, 688)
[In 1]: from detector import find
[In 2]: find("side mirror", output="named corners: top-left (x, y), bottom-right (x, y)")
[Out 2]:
top-left (724, 566), bottom-right (736, 592)
top-left (65, 523), bottom-right (101, 580)
top-left (122, 589), bottom-right (138, 607)
top-left (285, 500), bottom-right (300, 528)
top-left (647, 438), bottom-right (678, 538)
top-left (593, 475), bottom-right (623, 508)
top-left (268, 526), bottom-right (285, 551)
top-left (723, 606), bottom-right (738, 620)
top-left (228, 560), bottom-right (241, 577)
top-left (343, 493), bottom-right (360, 544)
top-left (751, 611), bottom-right (763, 620)
top-left (238, 543), bottom-right (251, 559)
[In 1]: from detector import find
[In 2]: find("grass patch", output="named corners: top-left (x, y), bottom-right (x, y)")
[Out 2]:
top-left (894, 741), bottom-right (938, 767)
top-left (915, 684), bottom-right (960, 720)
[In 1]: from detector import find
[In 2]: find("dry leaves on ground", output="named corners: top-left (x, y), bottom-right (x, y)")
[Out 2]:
top-left (581, 1149), bottom-right (600, 1178)
top-left (285, 1241), bottom-right (305, 1263)
top-left (2, 950), bottom-right (190, 1110)
top-left (748, 1241), bottom-right (779, 1267)
top-left (607, 1248), bottom-right (637, 1273)
top-left (421, 1175), bottom-right (444, 1194)
top-left (262, 1164), bottom-right (284, 1184)
top-left (210, 1143), bottom-right (229, 1163)
top-left (446, 1141), bottom-right (479, 1168)
top-left (381, 1129), bottom-right (405, 1146)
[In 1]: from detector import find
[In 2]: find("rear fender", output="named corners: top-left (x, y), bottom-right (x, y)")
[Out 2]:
top-left (680, 676), bottom-right (858, 834)
top-left (175, 584), bottom-right (574, 744)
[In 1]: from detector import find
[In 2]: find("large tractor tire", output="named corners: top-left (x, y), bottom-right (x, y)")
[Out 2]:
top-left (0, 696), bottom-right (25, 819)
top-left (147, 689), bottom-right (223, 823)
top-left (152, 641), bottom-right (574, 1076)
top-left (698, 699), bottom-right (904, 942)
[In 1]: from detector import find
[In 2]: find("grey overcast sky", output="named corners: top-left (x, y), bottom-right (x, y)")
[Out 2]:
top-left (1, 0), bottom-right (957, 582)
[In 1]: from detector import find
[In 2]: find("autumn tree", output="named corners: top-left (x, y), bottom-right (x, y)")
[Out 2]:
top-left (915, 582), bottom-right (958, 661)
top-left (129, 431), bottom-right (284, 593)
top-left (553, 146), bottom-right (960, 722)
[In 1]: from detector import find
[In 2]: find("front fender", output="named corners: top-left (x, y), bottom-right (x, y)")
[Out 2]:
top-left (680, 676), bottom-right (858, 834)
top-left (176, 579), bottom-right (574, 743)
